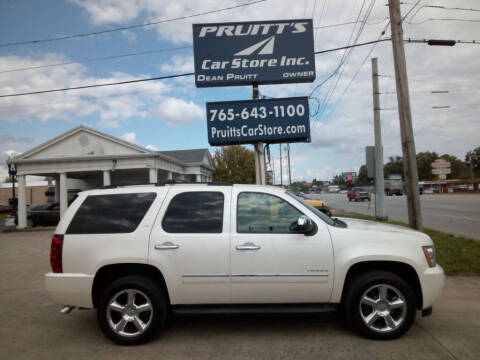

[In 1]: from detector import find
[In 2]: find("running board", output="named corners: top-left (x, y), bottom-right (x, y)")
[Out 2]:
top-left (171, 303), bottom-right (339, 315)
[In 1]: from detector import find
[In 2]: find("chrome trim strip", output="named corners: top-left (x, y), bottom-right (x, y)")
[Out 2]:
top-left (182, 274), bottom-right (229, 278)
top-left (182, 274), bottom-right (329, 278)
top-left (231, 274), bottom-right (328, 277)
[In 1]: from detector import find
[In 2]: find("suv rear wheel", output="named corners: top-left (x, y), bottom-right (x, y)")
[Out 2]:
top-left (97, 275), bottom-right (166, 345)
top-left (344, 270), bottom-right (416, 340)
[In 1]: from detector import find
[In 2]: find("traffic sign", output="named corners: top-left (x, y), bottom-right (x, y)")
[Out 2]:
top-left (438, 174), bottom-right (447, 180)
top-left (432, 168), bottom-right (451, 175)
top-left (192, 19), bottom-right (316, 87)
top-left (431, 159), bottom-right (451, 169)
top-left (206, 97), bottom-right (310, 145)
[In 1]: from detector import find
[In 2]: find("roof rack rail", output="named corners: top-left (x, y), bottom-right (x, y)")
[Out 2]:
top-left (100, 180), bottom-right (233, 189)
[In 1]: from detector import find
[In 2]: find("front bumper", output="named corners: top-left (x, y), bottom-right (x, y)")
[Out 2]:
top-left (45, 273), bottom-right (94, 308)
top-left (419, 265), bottom-right (445, 309)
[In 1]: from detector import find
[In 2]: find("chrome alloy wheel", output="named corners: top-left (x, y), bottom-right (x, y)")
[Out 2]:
top-left (107, 289), bottom-right (153, 337)
top-left (359, 284), bottom-right (407, 333)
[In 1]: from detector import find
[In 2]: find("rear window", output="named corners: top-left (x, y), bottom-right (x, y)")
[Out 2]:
top-left (66, 192), bottom-right (156, 234)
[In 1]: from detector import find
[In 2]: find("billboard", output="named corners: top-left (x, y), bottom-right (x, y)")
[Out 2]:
top-left (206, 97), bottom-right (310, 145)
top-left (342, 172), bottom-right (357, 182)
top-left (193, 19), bottom-right (316, 87)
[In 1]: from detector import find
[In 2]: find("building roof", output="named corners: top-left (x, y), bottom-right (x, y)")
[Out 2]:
top-left (159, 149), bottom-right (210, 164)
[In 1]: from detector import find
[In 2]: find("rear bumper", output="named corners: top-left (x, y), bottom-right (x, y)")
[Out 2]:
top-left (45, 273), bottom-right (94, 308)
top-left (419, 265), bottom-right (445, 309)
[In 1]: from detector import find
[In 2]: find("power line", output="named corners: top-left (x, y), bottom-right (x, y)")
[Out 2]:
top-left (314, 17), bottom-right (388, 29)
top-left (406, 17), bottom-right (480, 25)
top-left (2, 36), bottom-right (478, 99)
top-left (0, 72), bottom-right (194, 98)
top-left (401, 3), bottom-right (480, 13)
top-left (0, 46), bottom-right (191, 74)
top-left (314, 38), bottom-right (390, 55)
top-left (0, 0), bottom-right (268, 48)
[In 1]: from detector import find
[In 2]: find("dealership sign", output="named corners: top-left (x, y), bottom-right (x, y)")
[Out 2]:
top-left (193, 19), bottom-right (316, 87)
top-left (206, 97), bottom-right (310, 145)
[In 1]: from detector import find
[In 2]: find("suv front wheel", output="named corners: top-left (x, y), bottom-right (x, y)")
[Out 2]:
top-left (97, 275), bottom-right (166, 345)
top-left (344, 270), bottom-right (416, 340)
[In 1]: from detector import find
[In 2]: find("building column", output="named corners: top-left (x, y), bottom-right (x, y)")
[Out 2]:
top-left (54, 175), bottom-right (60, 202)
top-left (196, 174), bottom-right (202, 183)
top-left (59, 172), bottom-right (68, 218)
top-left (167, 171), bottom-right (173, 180)
top-left (17, 175), bottom-right (27, 229)
top-left (103, 170), bottom-right (111, 186)
top-left (149, 168), bottom-right (158, 183)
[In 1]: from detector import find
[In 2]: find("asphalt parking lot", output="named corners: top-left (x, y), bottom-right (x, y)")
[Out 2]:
top-left (1, 229), bottom-right (479, 360)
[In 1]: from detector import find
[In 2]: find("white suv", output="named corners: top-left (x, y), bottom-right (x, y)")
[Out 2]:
top-left (45, 183), bottom-right (444, 345)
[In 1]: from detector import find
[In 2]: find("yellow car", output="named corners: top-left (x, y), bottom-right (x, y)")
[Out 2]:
top-left (304, 198), bottom-right (332, 217)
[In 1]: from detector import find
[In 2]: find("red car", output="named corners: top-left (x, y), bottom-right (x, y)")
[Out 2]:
top-left (348, 187), bottom-right (371, 202)
top-left (0, 204), bottom-right (13, 213)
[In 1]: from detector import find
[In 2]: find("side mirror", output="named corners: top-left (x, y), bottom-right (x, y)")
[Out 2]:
top-left (294, 215), bottom-right (316, 235)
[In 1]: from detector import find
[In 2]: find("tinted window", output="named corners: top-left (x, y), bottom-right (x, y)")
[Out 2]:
top-left (66, 193), bottom-right (156, 234)
top-left (162, 192), bottom-right (224, 233)
top-left (237, 192), bottom-right (302, 233)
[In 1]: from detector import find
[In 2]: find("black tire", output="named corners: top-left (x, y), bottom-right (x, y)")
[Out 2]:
top-left (97, 275), bottom-right (167, 345)
top-left (344, 270), bottom-right (416, 340)
top-left (27, 218), bottom-right (34, 227)
top-left (348, 197), bottom-right (352, 202)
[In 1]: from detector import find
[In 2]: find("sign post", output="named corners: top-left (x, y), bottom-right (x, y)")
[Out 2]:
top-left (252, 83), bottom-right (266, 184)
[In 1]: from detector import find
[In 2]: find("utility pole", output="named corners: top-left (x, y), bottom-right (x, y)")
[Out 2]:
top-left (389, 0), bottom-right (422, 230)
top-left (252, 83), bottom-right (266, 185)
top-left (372, 58), bottom-right (386, 220)
top-left (287, 143), bottom-right (292, 186)
top-left (279, 144), bottom-right (283, 186)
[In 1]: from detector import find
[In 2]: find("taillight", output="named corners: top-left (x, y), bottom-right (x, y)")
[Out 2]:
top-left (50, 234), bottom-right (64, 273)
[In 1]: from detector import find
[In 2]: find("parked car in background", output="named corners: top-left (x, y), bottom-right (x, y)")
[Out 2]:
top-left (384, 179), bottom-right (404, 196)
top-left (0, 204), bottom-right (13, 214)
top-left (348, 187), bottom-right (371, 202)
top-left (304, 198), bottom-right (332, 216)
top-left (26, 202), bottom-right (60, 227)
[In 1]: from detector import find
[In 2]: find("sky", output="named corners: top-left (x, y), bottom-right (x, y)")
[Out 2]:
top-left (0, 0), bottom-right (479, 183)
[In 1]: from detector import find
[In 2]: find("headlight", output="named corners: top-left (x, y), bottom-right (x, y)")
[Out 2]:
top-left (422, 245), bottom-right (436, 267)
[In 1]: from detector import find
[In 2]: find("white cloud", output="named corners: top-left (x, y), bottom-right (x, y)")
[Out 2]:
top-left (122, 132), bottom-right (137, 143)
top-left (150, 97), bottom-right (203, 126)
top-left (0, 54), bottom-right (170, 127)
top-left (146, 144), bottom-right (159, 151)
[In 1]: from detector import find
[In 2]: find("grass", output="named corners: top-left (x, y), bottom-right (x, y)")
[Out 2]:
top-left (334, 212), bottom-right (480, 276)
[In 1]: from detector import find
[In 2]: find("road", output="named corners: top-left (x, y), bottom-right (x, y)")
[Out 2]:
top-left (1, 229), bottom-right (479, 359)
top-left (308, 193), bottom-right (480, 240)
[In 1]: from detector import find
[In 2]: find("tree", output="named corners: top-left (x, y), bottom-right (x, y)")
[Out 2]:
top-left (416, 151), bottom-right (438, 181)
top-left (212, 145), bottom-right (255, 184)
top-left (383, 156), bottom-right (403, 179)
top-left (439, 154), bottom-right (467, 179)
top-left (466, 146), bottom-right (480, 178)
top-left (355, 165), bottom-right (369, 185)
top-left (331, 175), bottom-right (346, 185)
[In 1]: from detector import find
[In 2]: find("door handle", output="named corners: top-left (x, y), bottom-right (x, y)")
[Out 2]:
top-left (236, 242), bottom-right (261, 251)
top-left (154, 242), bottom-right (180, 250)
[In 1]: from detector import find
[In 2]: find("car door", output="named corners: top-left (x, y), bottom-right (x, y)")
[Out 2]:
top-left (148, 186), bottom-right (232, 305)
top-left (230, 189), bottom-right (334, 304)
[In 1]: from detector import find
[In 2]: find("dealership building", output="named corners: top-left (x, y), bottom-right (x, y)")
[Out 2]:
top-left (11, 125), bottom-right (214, 228)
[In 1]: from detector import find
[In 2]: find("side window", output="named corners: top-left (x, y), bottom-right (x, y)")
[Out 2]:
top-left (66, 192), bottom-right (156, 234)
top-left (162, 192), bottom-right (224, 233)
top-left (237, 192), bottom-right (302, 233)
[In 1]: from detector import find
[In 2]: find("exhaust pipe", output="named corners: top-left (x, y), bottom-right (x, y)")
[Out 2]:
top-left (60, 305), bottom-right (75, 314)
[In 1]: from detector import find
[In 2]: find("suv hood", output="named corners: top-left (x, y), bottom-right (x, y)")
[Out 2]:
top-left (337, 217), bottom-right (425, 237)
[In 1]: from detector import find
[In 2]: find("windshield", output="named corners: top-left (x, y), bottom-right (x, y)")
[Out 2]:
top-left (286, 191), bottom-right (335, 226)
